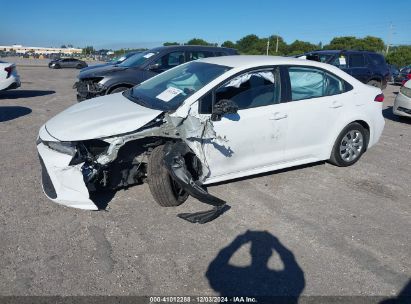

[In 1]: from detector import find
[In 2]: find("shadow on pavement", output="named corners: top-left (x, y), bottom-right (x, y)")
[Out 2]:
top-left (90, 190), bottom-right (116, 210)
top-left (380, 279), bottom-right (411, 304)
top-left (0, 89), bottom-right (55, 99)
top-left (0, 106), bottom-right (32, 122)
top-left (206, 230), bottom-right (305, 303)
top-left (383, 107), bottom-right (411, 125)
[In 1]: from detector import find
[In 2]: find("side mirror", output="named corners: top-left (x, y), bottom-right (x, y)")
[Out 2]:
top-left (147, 63), bottom-right (161, 71)
top-left (211, 99), bottom-right (239, 121)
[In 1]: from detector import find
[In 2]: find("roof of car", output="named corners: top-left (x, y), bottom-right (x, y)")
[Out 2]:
top-left (310, 49), bottom-right (380, 54)
top-left (198, 55), bottom-right (328, 68)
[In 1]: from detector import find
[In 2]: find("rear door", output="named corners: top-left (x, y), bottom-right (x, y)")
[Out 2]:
top-left (283, 65), bottom-right (349, 161)
top-left (348, 53), bottom-right (370, 83)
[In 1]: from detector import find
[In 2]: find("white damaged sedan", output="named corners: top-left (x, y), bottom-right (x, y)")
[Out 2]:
top-left (37, 56), bottom-right (385, 223)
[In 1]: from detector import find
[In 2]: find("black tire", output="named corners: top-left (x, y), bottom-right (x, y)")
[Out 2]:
top-left (109, 86), bottom-right (129, 94)
top-left (76, 64), bottom-right (83, 69)
top-left (54, 64), bottom-right (61, 69)
top-left (367, 80), bottom-right (381, 88)
top-left (329, 122), bottom-right (368, 167)
top-left (147, 145), bottom-right (188, 207)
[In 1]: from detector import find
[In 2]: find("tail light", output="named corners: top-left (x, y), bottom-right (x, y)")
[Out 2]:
top-left (4, 66), bottom-right (13, 78)
top-left (407, 73), bottom-right (411, 79)
top-left (374, 93), bottom-right (384, 102)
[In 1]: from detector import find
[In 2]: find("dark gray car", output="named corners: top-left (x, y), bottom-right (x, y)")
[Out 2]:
top-left (74, 45), bottom-right (238, 101)
top-left (49, 58), bottom-right (88, 69)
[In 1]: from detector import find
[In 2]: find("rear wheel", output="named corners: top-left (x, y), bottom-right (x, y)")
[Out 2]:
top-left (147, 145), bottom-right (188, 207)
top-left (329, 122), bottom-right (368, 167)
top-left (367, 80), bottom-right (381, 88)
top-left (109, 86), bottom-right (129, 94)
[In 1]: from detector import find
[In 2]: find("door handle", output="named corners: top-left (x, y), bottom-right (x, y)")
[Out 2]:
top-left (329, 101), bottom-right (343, 108)
top-left (269, 112), bottom-right (288, 120)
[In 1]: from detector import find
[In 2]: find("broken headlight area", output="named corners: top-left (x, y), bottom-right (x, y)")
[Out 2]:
top-left (43, 141), bottom-right (76, 156)
top-left (74, 78), bottom-right (106, 100)
top-left (71, 138), bottom-right (163, 193)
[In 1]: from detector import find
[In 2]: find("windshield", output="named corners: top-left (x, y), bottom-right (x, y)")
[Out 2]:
top-left (118, 50), bottom-right (159, 68)
top-left (124, 61), bottom-right (231, 111)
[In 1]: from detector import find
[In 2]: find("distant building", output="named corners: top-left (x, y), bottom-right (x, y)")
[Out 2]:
top-left (0, 44), bottom-right (82, 55)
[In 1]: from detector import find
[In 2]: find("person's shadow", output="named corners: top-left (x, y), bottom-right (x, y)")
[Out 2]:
top-left (206, 231), bottom-right (305, 302)
top-left (380, 279), bottom-right (411, 304)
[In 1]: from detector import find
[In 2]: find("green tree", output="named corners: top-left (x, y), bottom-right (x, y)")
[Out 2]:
top-left (236, 34), bottom-right (264, 54)
top-left (163, 42), bottom-right (180, 46)
top-left (325, 36), bottom-right (358, 50)
top-left (221, 40), bottom-right (236, 49)
top-left (324, 36), bottom-right (385, 52)
top-left (185, 38), bottom-right (213, 46)
top-left (287, 40), bottom-right (318, 55)
top-left (386, 46), bottom-right (411, 67)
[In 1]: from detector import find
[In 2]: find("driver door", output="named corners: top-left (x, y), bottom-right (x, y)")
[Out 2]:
top-left (199, 67), bottom-right (289, 181)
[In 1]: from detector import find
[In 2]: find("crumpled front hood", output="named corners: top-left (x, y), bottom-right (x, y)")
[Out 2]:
top-left (45, 93), bottom-right (163, 141)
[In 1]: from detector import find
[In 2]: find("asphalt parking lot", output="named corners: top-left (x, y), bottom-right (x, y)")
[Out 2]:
top-left (0, 59), bottom-right (410, 299)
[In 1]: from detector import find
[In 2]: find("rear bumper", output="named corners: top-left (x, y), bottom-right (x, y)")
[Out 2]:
top-left (37, 141), bottom-right (98, 210)
top-left (393, 93), bottom-right (411, 117)
top-left (1, 75), bottom-right (20, 91)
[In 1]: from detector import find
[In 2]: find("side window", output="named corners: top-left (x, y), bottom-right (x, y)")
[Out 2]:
top-left (329, 55), bottom-right (347, 68)
top-left (214, 68), bottom-right (281, 110)
top-left (199, 92), bottom-right (213, 114)
top-left (187, 51), bottom-right (214, 61)
top-left (368, 53), bottom-right (385, 66)
top-left (349, 54), bottom-right (366, 68)
top-left (288, 66), bottom-right (345, 101)
top-left (154, 51), bottom-right (185, 70)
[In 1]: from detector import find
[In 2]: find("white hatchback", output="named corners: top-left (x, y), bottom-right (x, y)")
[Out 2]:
top-left (0, 60), bottom-right (21, 91)
top-left (37, 56), bottom-right (385, 223)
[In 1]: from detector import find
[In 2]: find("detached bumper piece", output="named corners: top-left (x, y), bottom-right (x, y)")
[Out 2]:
top-left (73, 80), bottom-right (105, 102)
top-left (163, 142), bottom-right (230, 224)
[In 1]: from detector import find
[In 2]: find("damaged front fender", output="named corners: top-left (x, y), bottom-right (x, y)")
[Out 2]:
top-left (162, 141), bottom-right (230, 224)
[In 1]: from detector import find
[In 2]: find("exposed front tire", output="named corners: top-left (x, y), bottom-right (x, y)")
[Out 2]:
top-left (147, 145), bottom-right (188, 207)
top-left (109, 86), bottom-right (129, 94)
top-left (329, 122), bottom-right (368, 167)
top-left (367, 80), bottom-right (381, 88)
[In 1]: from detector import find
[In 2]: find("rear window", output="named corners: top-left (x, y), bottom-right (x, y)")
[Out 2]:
top-left (368, 53), bottom-right (386, 66)
top-left (215, 51), bottom-right (228, 57)
top-left (349, 54), bottom-right (366, 68)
